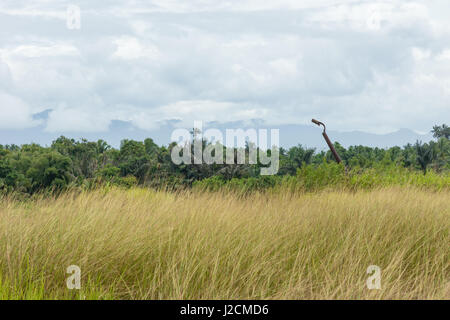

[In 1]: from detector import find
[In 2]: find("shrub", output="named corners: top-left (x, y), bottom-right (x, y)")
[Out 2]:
top-left (193, 162), bottom-right (450, 194)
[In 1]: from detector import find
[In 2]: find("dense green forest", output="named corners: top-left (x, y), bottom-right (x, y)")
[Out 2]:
top-left (0, 124), bottom-right (449, 196)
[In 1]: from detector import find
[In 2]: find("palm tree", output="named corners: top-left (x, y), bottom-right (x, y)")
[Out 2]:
top-left (414, 141), bottom-right (433, 175)
top-left (432, 124), bottom-right (450, 139)
top-left (432, 138), bottom-right (450, 171)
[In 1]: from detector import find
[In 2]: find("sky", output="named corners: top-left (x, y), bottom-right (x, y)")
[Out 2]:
top-left (0, 0), bottom-right (449, 144)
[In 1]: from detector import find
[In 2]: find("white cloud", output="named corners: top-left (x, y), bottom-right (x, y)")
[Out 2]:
top-left (412, 47), bottom-right (431, 61)
top-left (157, 100), bottom-right (266, 124)
top-left (45, 104), bottom-right (111, 132)
top-left (112, 37), bottom-right (160, 60)
top-left (269, 58), bottom-right (299, 77)
top-left (0, 58), bottom-right (12, 89)
top-left (437, 49), bottom-right (450, 61)
top-left (0, 0), bottom-right (449, 135)
top-left (0, 44), bottom-right (79, 59)
top-left (0, 92), bottom-right (40, 129)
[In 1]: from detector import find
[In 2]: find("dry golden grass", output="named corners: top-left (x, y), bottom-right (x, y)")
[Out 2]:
top-left (0, 186), bottom-right (448, 299)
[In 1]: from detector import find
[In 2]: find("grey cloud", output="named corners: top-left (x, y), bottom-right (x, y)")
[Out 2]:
top-left (0, 0), bottom-right (449, 138)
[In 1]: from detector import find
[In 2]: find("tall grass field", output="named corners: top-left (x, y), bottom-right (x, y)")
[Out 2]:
top-left (0, 186), bottom-right (448, 299)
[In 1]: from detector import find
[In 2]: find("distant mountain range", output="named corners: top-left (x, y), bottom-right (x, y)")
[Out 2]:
top-left (0, 114), bottom-right (434, 150)
top-left (275, 125), bottom-right (434, 150)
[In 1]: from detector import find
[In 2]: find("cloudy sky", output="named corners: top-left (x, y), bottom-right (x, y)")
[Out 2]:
top-left (0, 0), bottom-right (449, 141)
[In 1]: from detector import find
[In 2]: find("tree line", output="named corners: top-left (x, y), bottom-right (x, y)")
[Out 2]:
top-left (0, 124), bottom-right (448, 195)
